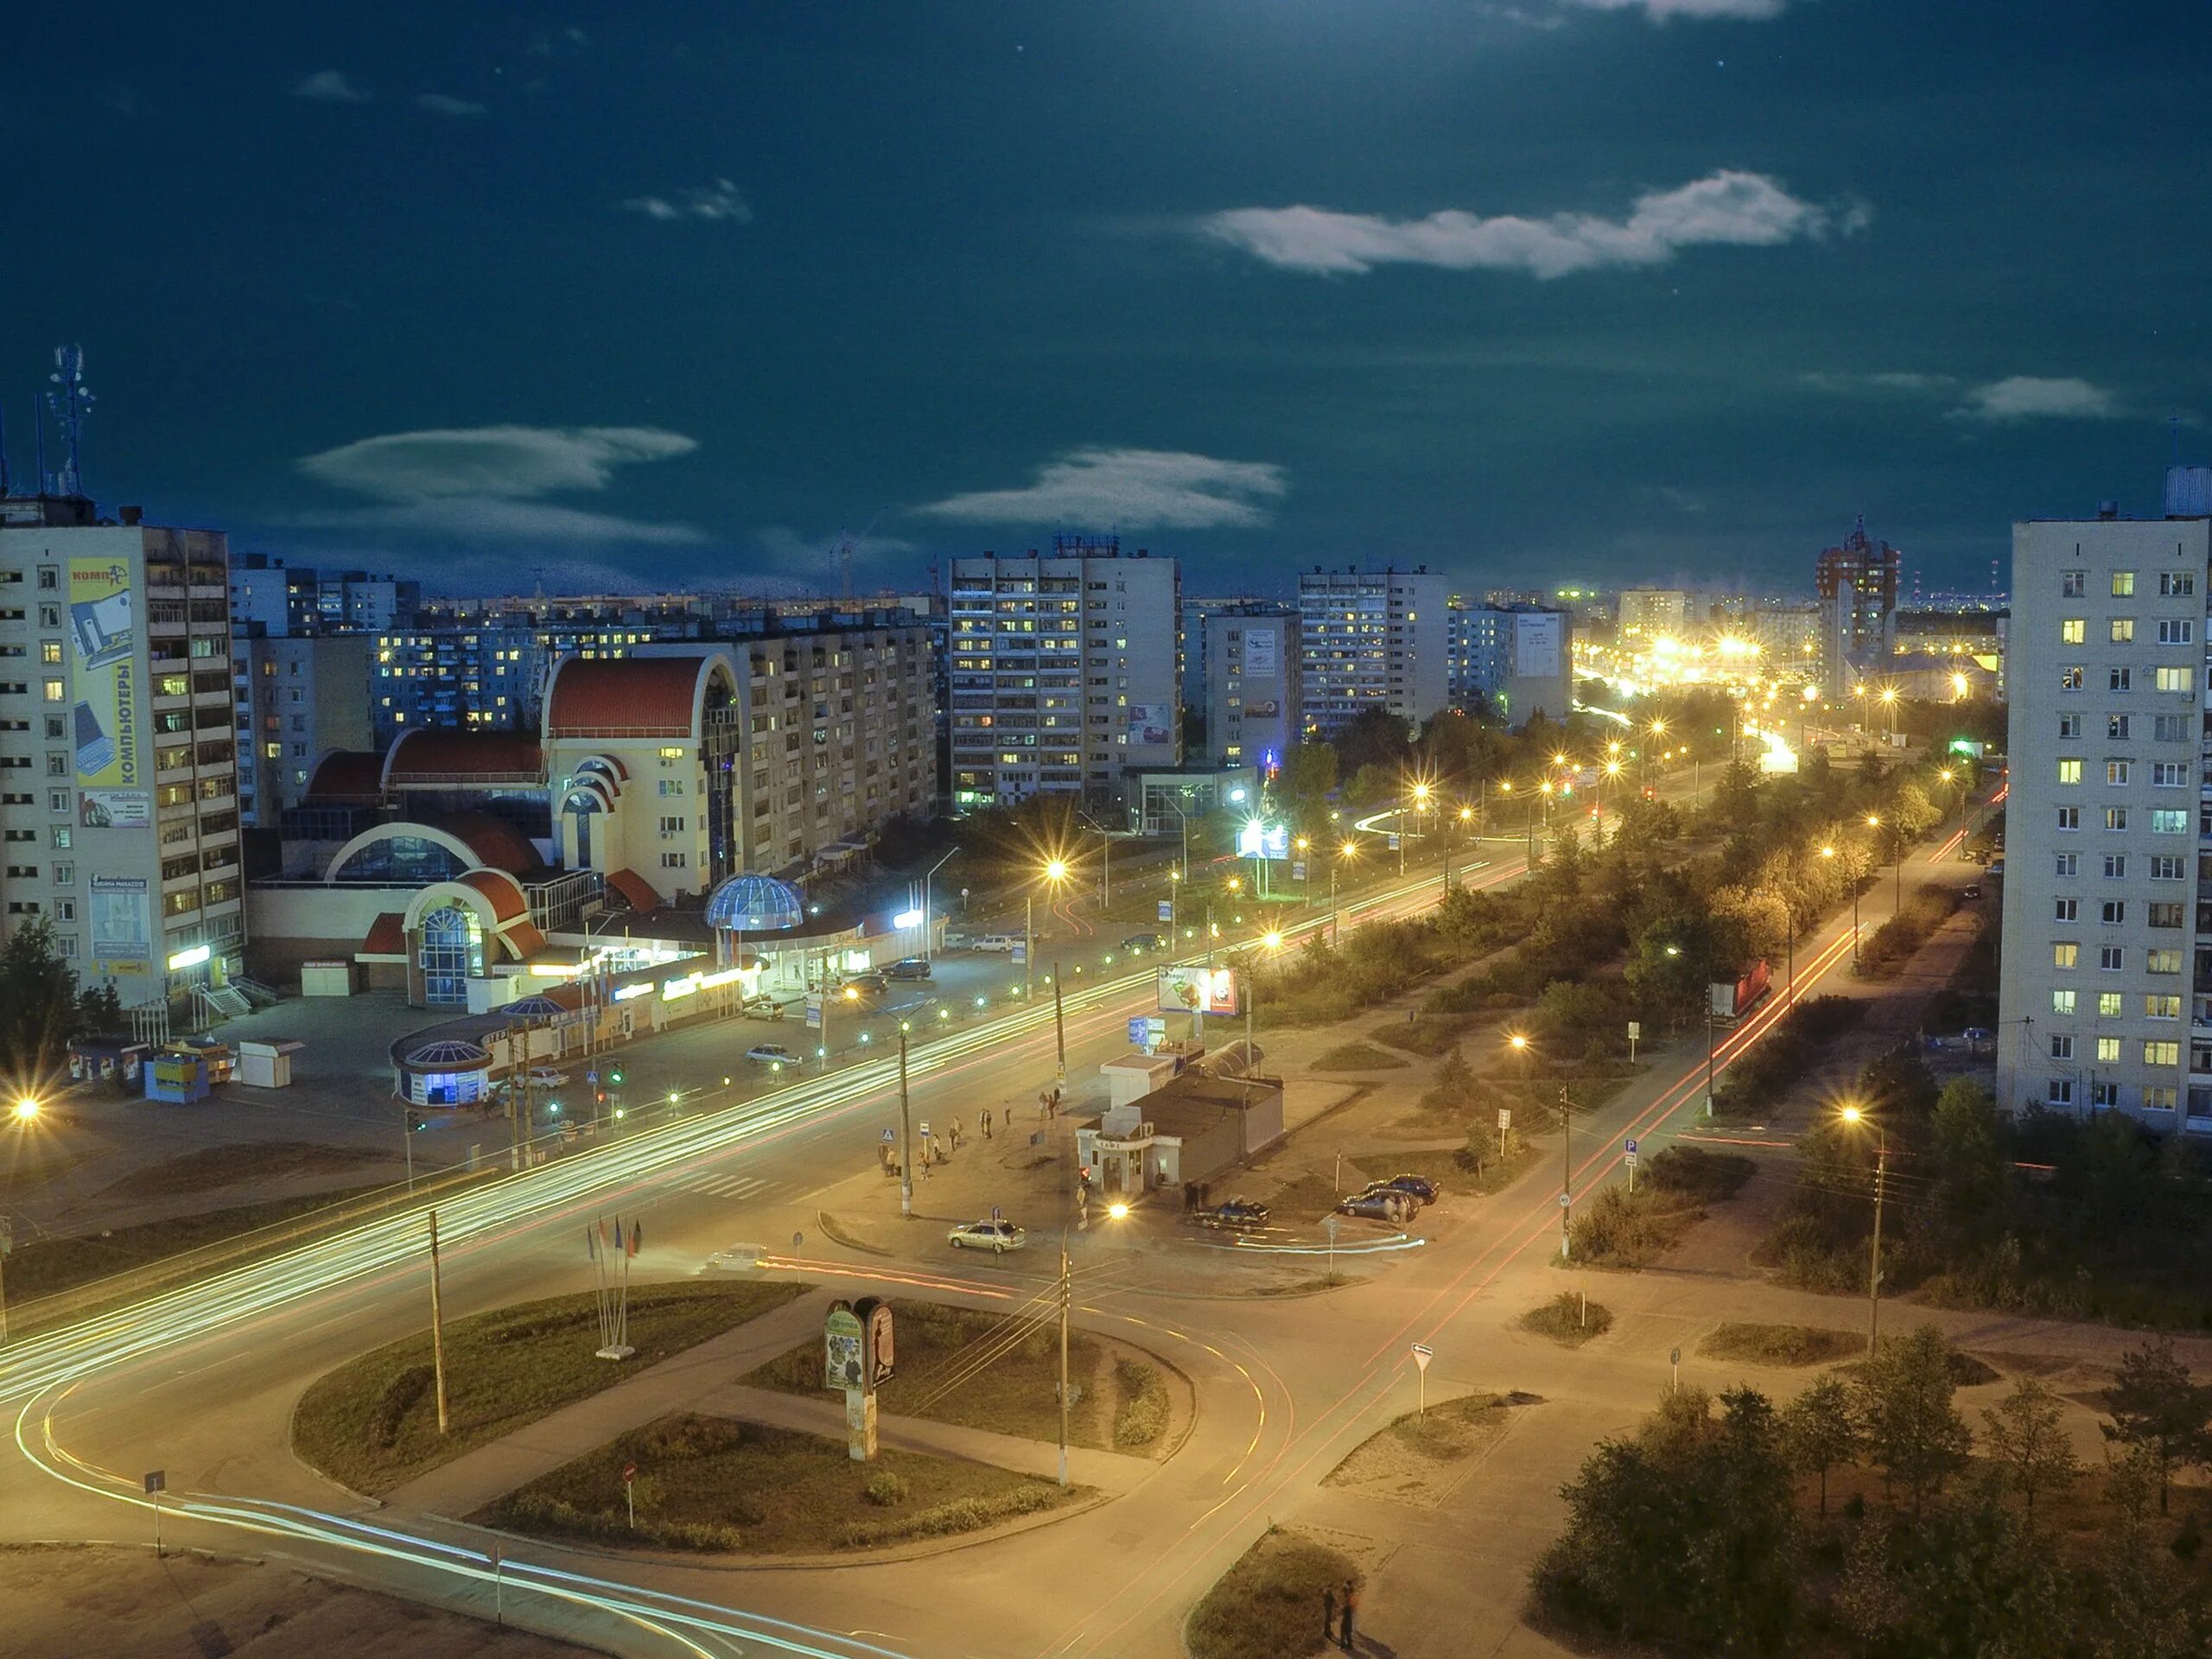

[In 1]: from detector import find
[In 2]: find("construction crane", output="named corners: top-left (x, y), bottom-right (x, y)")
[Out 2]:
top-left (836, 507), bottom-right (887, 601)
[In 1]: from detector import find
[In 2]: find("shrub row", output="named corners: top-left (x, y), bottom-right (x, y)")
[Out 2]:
top-left (838, 1482), bottom-right (1062, 1548)
top-left (1711, 995), bottom-right (1867, 1118)
top-left (1112, 1358), bottom-right (1171, 1450)
top-left (493, 1490), bottom-right (747, 1553)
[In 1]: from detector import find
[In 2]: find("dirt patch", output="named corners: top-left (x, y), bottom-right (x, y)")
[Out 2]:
top-left (0, 1542), bottom-right (588, 1656)
top-left (1310, 1041), bottom-right (1410, 1072)
top-left (103, 1141), bottom-right (398, 1199)
top-left (1324, 1391), bottom-right (1512, 1505)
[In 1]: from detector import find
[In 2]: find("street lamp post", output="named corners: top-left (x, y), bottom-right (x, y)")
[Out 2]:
top-left (1840, 1104), bottom-right (1888, 1354)
top-left (1052, 960), bottom-right (1066, 1088)
top-left (897, 1022), bottom-right (915, 1217)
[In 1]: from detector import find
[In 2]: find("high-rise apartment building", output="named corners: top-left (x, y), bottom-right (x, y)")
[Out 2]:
top-left (228, 552), bottom-right (420, 637)
top-left (1296, 566), bottom-right (1447, 735)
top-left (0, 496), bottom-right (243, 1003)
top-left (1616, 588), bottom-right (1689, 640)
top-left (1996, 474), bottom-right (2212, 1135)
top-left (1202, 604), bottom-right (1300, 770)
top-left (1447, 601), bottom-right (1574, 728)
top-left (372, 620), bottom-right (687, 741)
top-left (947, 537), bottom-right (1181, 809)
top-left (233, 632), bottom-right (374, 828)
top-left (1815, 517), bottom-right (1902, 698)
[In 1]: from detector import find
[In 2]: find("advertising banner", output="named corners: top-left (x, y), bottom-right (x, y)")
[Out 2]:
top-left (89, 874), bottom-right (151, 977)
top-left (824, 1303), bottom-right (865, 1389)
top-left (68, 556), bottom-right (148, 830)
top-left (1125, 703), bottom-right (1174, 747)
top-left (1236, 821), bottom-right (1290, 859)
top-left (1158, 963), bottom-right (1240, 1017)
top-left (1243, 627), bottom-right (1277, 676)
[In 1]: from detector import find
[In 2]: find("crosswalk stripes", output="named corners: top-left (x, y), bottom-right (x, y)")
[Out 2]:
top-left (669, 1170), bottom-right (776, 1200)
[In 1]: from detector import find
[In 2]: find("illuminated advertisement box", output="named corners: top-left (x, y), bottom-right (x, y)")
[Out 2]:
top-left (1158, 964), bottom-right (1239, 1016)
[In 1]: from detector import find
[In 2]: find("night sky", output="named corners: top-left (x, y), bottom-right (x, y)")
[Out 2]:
top-left (4, 2), bottom-right (2208, 597)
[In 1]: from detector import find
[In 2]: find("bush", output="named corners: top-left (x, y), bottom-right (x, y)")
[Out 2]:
top-left (1522, 1290), bottom-right (1612, 1345)
top-left (1859, 887), bottom-right (1960, 978)
top-left (638, 1415), bottom-right (746, 1459)
top-left (1711, 996), bottom-right (1866, 1118)
top-left (1112, 1358), bottom-right (1171, 1450)
top-left (840, 1483), bottom-right (1061, 1548)
top-left (863, 1471), bottom-right (908, 1507)
top-left (493, 1491), bottom-right (746, 1553)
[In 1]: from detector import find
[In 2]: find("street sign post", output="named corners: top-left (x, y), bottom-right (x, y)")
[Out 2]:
top-left (622, 1459), bottom-right (639, 1529)
top-left (1497, 1106), bottom-right (1510, 1158)
top-left (1410, 1340), bottom-right (1434, 1412)
top-left (1669, 1345), bottom-right (1681, 1392)
top-left (880, 1127), bottom-right (896, 1143)
top-left (143, 1470), bottom-right (165, 1556)
top-left (1157, 899), bottom-right (1173, 922)
top-left (1627, 1020), bottom-right (1641, 1062)
top-left (488, 1541), bottom-right (503, 1625)
top-left (1624, 1136), bottom-right (1639, 1192)
top-left (1324, 1211), bottom-right (1341, 1281)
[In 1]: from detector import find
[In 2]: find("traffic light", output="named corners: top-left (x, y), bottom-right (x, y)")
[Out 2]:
top-left (406, 1109), bottom-right (426, 1132)
top-left (609, 1067), bottom-right (625, 1086)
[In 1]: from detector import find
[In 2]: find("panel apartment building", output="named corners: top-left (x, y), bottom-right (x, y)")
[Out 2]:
top-left (1202, 603), bottom-right (1300, 770)
top-left (1996, 472), bottom-right (2212, 1135)
top-left (0, 495), bottom-right (243, 1003)
top-left (1297, 566), bottom-right (1448, 735)
top-left (948, 537), bottom-right (1180, 809)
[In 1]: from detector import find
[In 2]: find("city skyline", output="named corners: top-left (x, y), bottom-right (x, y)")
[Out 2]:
top-left (3, 3), bottom-right (2207, 595)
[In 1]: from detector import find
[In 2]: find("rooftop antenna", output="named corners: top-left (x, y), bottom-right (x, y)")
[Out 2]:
top-left (45, 345), bottom-right (93, 498)
top-left (0, 400), bottom-right (11, 497)
top-left (836, 505), bottom-right (887, 601)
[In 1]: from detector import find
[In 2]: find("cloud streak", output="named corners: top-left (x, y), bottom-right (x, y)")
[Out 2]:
top-left (416, 92), bottom-right (487, 117)
top-left (1201, 170), bottom-right (1859, 278)
top-left (620, 179), bottom-right (752, 223)
top-left (292, 70), bottom-right (369, 103)
top-left (918, 448), bottom-right (1287, 530)
top-left (1950, 376), bottom-right (2120, 423)
top-left (296, 424), bottom-right (702, 544)
top-left (1558, 0), bottom-right (1788, 19)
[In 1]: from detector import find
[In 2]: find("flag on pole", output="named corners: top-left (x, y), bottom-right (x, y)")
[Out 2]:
top-left (626, 1219), bottom-right (642, 1257)
top-left (586, 1225), bottom-right (598, 1261)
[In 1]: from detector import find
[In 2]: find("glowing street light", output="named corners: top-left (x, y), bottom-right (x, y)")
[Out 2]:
top-left (1836, 1102), bottom-right (1888, 1353)
top-left (10, 1097), bottom-right (37, 1122)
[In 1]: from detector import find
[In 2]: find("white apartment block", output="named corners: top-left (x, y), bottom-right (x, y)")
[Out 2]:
top-left (1617, 588), bottom-right (1690, 639)
top-left (1297, 566), bottom-right (1448, 735)
top-left (234, 632), bottom-right (373, 829)
top-left (1203, 604), bottom-right (1300, 770)
top-left (1997, 483), bottom-right (2212, 1135)
top-left (948, 538), bottom-right (1181, 809)
top-left (0, 498), bottom-right (243, 1002)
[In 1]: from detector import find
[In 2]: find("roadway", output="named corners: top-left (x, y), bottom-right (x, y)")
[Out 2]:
top-left (0, 767), bottom-right (1968, 1659)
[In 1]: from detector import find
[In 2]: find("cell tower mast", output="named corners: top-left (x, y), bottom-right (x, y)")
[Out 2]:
top-left (45, 346), bottom-right (93, 498)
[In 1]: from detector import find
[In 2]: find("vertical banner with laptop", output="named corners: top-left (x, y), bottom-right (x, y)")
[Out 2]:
top-left (68, 556), bottom-right (149, 830)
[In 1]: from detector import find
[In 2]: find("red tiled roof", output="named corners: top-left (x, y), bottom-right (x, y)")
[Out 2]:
top-left (606, 868), bottom-right (660, 911)
top-left (360, 912), bottom-right (407, 957)
top-left (544, 656), bottom-right (709, 739)
top-left (385, 730), bottom-right (543, 786)
top-left (434, 813), bottom-right (542, 874)
top-left (499, 919), bottom-right (550, 958)
top-left (304, 750), bottom-right (385, 803)
top-left (458, 868), bottom-right (528, 924)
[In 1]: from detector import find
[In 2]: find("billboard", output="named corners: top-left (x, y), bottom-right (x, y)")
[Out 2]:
top-left (89, 874), bottom-right (151, 977)
top-left (1158, 963), bottom-right (1240, 1017)
top-left (1511, 612), bottom-right (1563, 679)
top-left (1236, 821), bottom-right (1291, 860)
top-left (1243, 627), bottom-right (1277, 676)
top-left (1244, 699), bottom-right (1280, 719)
top-left (1125, 703), bottom-right (1174, 747)
top-left (68, 556), bottom-right (149, 830)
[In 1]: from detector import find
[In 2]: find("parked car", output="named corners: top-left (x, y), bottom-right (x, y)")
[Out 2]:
top-left (1364, 1174), bottom-right (1439, 1206)
top-left (1961, 885), bottom-right (1982, 901)
top-left (741, 994), bottom-right (785, 1019)
top-left (1122, 932), bottom-right (1167, 953)
top-left (745, 1043), bottom-right (797, 1067)
top-left (842, 972), bottom-right (889, 996)
top-left (1335, 1191), bottom-right (1415, 1224)
top-left (1192, 1198), bottom-right (1270, 1230)
top-left (973, 933), bottom-right (1022, 952)
top-left (947, 1218), bottom-right (1027, 1254)
top-left (885, 957), bottom-right (933, 980)
top-left (524, 1066), bottom-right (569, 1089)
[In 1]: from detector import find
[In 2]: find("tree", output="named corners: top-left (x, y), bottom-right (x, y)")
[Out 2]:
top-left (1982, 1378), bottom-right (2081, 1522)
top-left (1854, 1324), bottom-right (1974, 1514)
top-left (1332, 705), bottom-right (1413, 779)
top-left (1277, 742), bottom-right (1338, 813)
top-left (2101, 1337), bottom-right (2212, 1514)
top-left (1782, 1374), bottom-right (1860, 1516)
top-left (2094, 1445), bottom-right (2212, 1659)
top-left (1928, 1079), bottom-right (2012, 1245)
top-left (0, 916), bottom-right (97, 1096)
top-left (1835, 1471), bottom-right (2074, 1659)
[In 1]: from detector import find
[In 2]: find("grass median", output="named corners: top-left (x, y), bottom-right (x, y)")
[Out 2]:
top-left (1698, 1322), bottom-right (1864, 1368)
top-left (293, 1280), bottom-right (810, 1496)
top-left (480, 1412), bottom-right (1083, 1554)
top-left (1187, 1527), bottom-right (1363, 1659)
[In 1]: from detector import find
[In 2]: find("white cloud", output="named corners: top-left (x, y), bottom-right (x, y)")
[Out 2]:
top-left (1801, 370), bottom-right (1959, 396)
top-left (1201, 170), bottom-right (1856, 278)
top-left (293, 70), bottom-right (370, 103)
top-left (1558, 0), bottom-right (1788, 19)
top-left (1950, 376), bottom-right (2121, 423)
top-left (416, 92), bottom-right (487, 117)
top-left (918, 448), bottom-right (1287, 530)
top-left (296, 424), bottom-right (702, 544)
top-left (620, 179), bottom-right (752, 224)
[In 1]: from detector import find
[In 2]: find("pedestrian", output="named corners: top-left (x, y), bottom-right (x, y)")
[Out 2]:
top-left (1323, 1587), bottom-right (1337, 1643)
top-left (1340, 1580), bottom-right (1357, 1650)
top-left (982, 1109), bottom-right (993, 1140)
top-left (952, 1116), bottom-right (963, 1149)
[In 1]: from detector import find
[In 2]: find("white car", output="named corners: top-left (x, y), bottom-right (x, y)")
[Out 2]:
top-left (947, 1218), bottom-right (1027, 1255)
top-left (972, 934), bottom-right (1022, 953)
top-left (746, 1043), bottom-right (797, 1068)
top-left (525, 1066), bottom-right (570, 1089)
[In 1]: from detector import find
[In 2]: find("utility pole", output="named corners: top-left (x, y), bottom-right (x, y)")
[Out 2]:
top-left (1704, 1005), bottom-right (1717, 1118)
top-left (1052, 961), bottom-right (1067, 1087)
top-left (1057, 1235), bottom-right (1072, 1491)
top-left (898, 1025), bottom-right (915, 1218)
top-left (429, 1209), bottom-right (450, 1434)
top-left (1558, 1085), bottom-right (1573, 1262)
top-left (1025, 893), bottom-right (1035, 1000)
top-left (1197, 902), bottom-right (1213, 1046)
top-left (1866, 1128), bottom-right (1888, 1356)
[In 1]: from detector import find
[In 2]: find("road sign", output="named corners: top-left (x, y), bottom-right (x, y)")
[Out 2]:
top-left (1157, 899), bottom-right (1173, 921)
top-left (991, 1205), bottom-right (1002, 1221)
top-left (1387, 834), bottom-right (1401, 850)
top-left (1324, 1213), bottom-right (1341, 1240)
top-left (621, 1460), bottom-right (639, 1485)
top-left (143, 1470), bottom-right (165, 1494)
top-left (918, 1121), bottom-right (931, 1137)
top-left (1410, 1342), bottom-right (1433, 1371)
top-left (1624, 1137), bottom-right (1638, 1155)
top-left (1669, 1346), bottom-right (1681, 1367)
top-left (1558, 1192), bottom-right (1571, 1207)
top-left (1011, 943), bottom-right (1027, 964)
top-left (1624, 1149), bottom-right (1639, 1167)
top-left (1497, 1108), bottom-right (1511, 1131)
top-left (1128, 1016), bottom-right (1149, 1046)
top-left (587, 1069), bottom-right (599, 1085)
top-left (880, 1127), bottom-right (896, 1143)
top-left (0, 1217), bottom-right (10, 1256)
top-left (1627, 1022), bottom-right (1641, 1041)
top-left (1292, 861), bottom-right (1308, 881)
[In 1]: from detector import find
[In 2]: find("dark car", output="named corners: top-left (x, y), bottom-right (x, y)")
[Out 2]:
top-left (885, 957), bottom-right (933, 980)
top-left (1192, 1198), bottom-right (1270, 1230)
top-left (1364, 1174), bottom-right (1440, 1206)
top-left (1122, 932), bottom-right (1167, 953)
top-left (842, 972), bottom-right (889, 996)
top-left (1961, 885), bottom-right (1981, 901)
top-left (1335, 1191), bottom-right (1415, 1223)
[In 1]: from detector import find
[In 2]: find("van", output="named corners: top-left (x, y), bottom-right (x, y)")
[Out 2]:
top-left (974, 933), bottom-right (1021, 952)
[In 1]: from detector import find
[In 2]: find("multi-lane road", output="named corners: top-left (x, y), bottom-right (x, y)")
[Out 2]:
top-left (0, 776), bottom-right (1977, 1659)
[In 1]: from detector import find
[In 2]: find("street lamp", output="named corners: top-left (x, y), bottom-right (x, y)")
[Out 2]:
top-left (1838, 1103), bottom-right (1888, 1354)
top-left (1246, 928), bottom-right (1284, 1069)
top-left (10, 1097), bottom-right (36, 1123)
top-left (1332, 840), bottom-right (1357, 944)
top-left (1868, 810), bottom-right (1899, 916)
top-left (1029, 856), bottom-right (1071, 999)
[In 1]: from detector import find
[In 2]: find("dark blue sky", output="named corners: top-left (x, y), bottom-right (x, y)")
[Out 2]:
top-left (5, 1), bottom-right (2208, 597)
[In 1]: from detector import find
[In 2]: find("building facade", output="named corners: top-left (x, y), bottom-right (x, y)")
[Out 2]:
top-left (1202, 604), bottom-right (1300, 771)
top-left (947, 537), bottom-right (1181, 808)
top-left (1816, 517), bottom-right (1902, 698)
top-left (1296, 566), bottom-right (1448, 735)
top-left (1996, 481), bottom-right (2212, 1135)
top-left (233, 632), bottom-right (374, 829)
top-left (1447, 601), bottom-right (1574, 728)
top-left (0, 497), bottom-right (243, 1004)
top-left (1617, 588), bottom-right (1689, 640)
